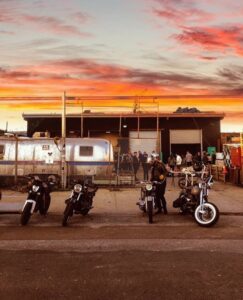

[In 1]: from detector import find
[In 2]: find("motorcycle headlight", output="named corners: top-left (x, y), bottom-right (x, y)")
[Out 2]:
top-left (32, 185), bottom-right (40, 192)
top-left (145, 183), bottom-right (153, 191)
top-left (74, 184), bottom-right (82, 193)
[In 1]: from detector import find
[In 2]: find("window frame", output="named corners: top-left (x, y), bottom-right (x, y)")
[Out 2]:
top-left (79, 146), bottom-right (93, 157)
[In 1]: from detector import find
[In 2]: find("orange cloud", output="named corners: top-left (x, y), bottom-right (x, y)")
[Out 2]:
top-left (175, 25), bottom-right (243, 56)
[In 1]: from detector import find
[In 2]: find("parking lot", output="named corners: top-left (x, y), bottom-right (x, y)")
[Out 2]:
top-left (0, 179), bottom-right (243, 300)
top-left (0, 178), bottom-right (243, 224)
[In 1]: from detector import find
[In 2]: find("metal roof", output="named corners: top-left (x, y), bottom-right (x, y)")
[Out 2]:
top-left (23, 112), bottom-right (225, 120)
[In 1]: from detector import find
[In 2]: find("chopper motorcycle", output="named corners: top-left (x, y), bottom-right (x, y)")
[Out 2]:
top-left (173, 175), bottom-right (219, 227)
top-left (20, 176), bottom-right (54, 225)
top-left (62, 181), bottom-right (98, 226)
top-left (137, 180), bottom-right (165, 224)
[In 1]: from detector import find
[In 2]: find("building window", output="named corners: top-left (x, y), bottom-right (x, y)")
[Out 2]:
top-left (42, 145), bottom-right (50, 150)
top-left (79, 146), bottom-right (93, 156)
top-left (0, 145), bottom-right (4, 159)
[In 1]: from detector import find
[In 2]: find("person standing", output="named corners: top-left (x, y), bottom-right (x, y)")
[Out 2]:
top-left (202, 151), bottom-right (209, 165)
top-left (141, 151), bottom-right (149, 180)
top-left (132, 152), bottom-right (139, 181)
top-left (185, 151), bottom-right (193, 166)
top-left (176, 153), bottom-right (182, 171)
top-left (168, 153), bottom-right (176, 173)
top-left (194, 151), bottom-right (202, 163)
top-left (138, 151), bottom-right (143, 167)
top-left (150, 156), bottom-right (168, 214)
top-left (211, 151), bottom-right (216, 165)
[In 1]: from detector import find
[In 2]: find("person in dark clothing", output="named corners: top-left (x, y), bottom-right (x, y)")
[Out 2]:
top-left (194, 151), bottom-right (202, 163)
top-left (141, 151), bottom-right (149, 180)
top-left (138, 151), bottom-right (143, 166)
top-left (132, 152), bottom-right (139, 181)
top-left (150, 157), bottom-right (168, 214)
top-left (211, 151), bottom-right (216, 165)
top-left (168, 153), bottom-right (176, 172)
top-left (202, 151), bottom-right (209, 165)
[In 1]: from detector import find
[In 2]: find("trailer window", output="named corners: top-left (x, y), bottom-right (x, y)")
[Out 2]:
top-left (0, 145), bottom-right (4, 159)
top-left (79, 146), bottom-right (93, 156)
top-left (42, 145), bottom-right (50, 150)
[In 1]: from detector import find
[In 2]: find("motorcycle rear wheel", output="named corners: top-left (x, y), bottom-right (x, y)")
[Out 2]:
top-left (20, 202), bottom-right (32, 226)
top-left (62, 203), bottom-right (73, 227)
top-left (194, 202), bottom-right (219, 227)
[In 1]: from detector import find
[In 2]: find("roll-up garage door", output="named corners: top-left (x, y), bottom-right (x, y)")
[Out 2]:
top-left (170, 129), bottom-right (202, 144)
top-left (129, 131), bottom-right (159, 154)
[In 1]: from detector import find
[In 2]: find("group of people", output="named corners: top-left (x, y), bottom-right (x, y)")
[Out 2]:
top-left (115, 149), bottom-right (216, 215)
top-left (168, 150), bottom-right (216, 171)
top-left (119, 151), bottom-right (151, 181)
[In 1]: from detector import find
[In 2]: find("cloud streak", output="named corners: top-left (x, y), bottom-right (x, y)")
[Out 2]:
top-left (1, 58), bottom-right (243, 97)
top-left (21, 14), bottom-right (91, 37)
top-left (0, 4), bottom-right (91, 37)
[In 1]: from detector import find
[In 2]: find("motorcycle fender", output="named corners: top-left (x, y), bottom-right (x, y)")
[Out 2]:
top-left (145, 196), bottom-right (154, 210)
top-left (22, 200), bottom-right (36, 214)
top-left (147, 196), bottom-right (153, 202)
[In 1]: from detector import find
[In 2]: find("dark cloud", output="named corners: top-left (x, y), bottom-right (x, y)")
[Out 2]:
top-left (1, 58), bottom-right (243, 96)
top-left (218, 67), bottom-right (243, 81)
top-left (0, 59), bottom-right (224, 90)
top-left (199, 56), bottom-right (218, 61)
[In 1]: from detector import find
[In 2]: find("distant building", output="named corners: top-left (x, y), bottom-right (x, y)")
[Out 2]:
top-left (23, 111), bottom-right (224, 161)
top-left (221, 132), bottom-right (241, 144)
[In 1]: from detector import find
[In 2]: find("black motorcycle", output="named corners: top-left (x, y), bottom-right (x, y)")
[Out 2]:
top-left (20, 176), bottom-right (54, 225)
top-left (62, 181), bottom-right (98, 226)
top-left (173, 175), bottom-right (219, 227)
top-left (137, 181), bottom-right (164, 224)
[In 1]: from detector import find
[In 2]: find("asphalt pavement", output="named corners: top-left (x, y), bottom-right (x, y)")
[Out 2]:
top-left (0, 179), bottom-right (243, 300)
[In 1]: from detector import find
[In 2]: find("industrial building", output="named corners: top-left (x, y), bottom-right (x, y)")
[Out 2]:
top-left (23, 111), bottom-right (224, 161)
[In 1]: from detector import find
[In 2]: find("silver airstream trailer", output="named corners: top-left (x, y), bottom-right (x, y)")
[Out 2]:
top-left (0, 137), bottom-right (114, 185)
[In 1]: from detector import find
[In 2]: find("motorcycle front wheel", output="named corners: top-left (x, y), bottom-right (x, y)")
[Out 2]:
top-left (39, 193), bottom-right (51, 215)
top-left (147, 200), bottom-right (153, 224)
top-left (62, 203), bottom-right (73, 227)
top-left (194, 202), bottom-right (219, 227)
top-left (20, 202), bottom-right (32, 225)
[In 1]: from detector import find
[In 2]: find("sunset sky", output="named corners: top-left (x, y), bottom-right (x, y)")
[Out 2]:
top-left (0, 0), bottom-right (242, 132)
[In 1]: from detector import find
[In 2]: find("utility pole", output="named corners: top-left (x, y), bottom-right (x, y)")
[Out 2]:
top-left (81, 102), bottom-right (84, 137)
top-left (14, 135), bottom-right (18, 185)
top-left (61, 91), bottom-right (67, 189)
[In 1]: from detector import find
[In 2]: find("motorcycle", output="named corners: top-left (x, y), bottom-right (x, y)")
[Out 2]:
top-left (178, 164), bottom-right (208, 189)
top-left (62, 181), bottom-right (98, 226)
top-left (173, 175), bottom-right (219, 227)
top-left (137, 181), bottom-right (164, 224)
top-left (20, 176), bottom-right (55, 225)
